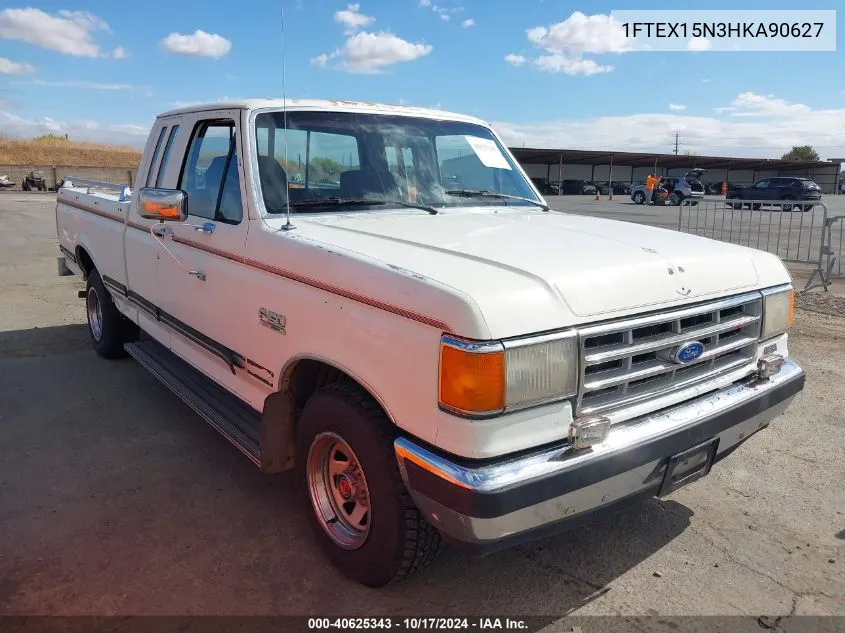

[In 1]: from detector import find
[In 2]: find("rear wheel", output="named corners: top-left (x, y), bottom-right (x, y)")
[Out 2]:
top-left (296, 381), bottom-right (441, 587)
top-left (22, 181), bottom-right (31, 192)
top-left (669, 191), bottom-right (683, 206)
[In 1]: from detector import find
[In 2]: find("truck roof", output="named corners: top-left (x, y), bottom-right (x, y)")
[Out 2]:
top-left (156, 99), bottom-right (489, 125)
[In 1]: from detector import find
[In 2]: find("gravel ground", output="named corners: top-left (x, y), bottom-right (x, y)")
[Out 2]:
top-left (0, 194), bottom-right (843, 624)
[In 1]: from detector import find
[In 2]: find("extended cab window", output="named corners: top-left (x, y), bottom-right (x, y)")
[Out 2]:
top-left (179, 120), bottom-right (243, 224)
top-left (145, 126), bottom-right (168, 187)
top-left (155, 125), bottom-right (180, 188)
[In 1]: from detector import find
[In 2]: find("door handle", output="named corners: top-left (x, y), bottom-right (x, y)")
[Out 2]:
top-left (188, 270), bottom-right (207, 281)
top-left (194, 222), bottom-right (216, 234)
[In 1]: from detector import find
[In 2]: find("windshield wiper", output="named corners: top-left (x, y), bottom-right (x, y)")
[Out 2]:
top-left (289, 198), bottom-right (438, 215)
top-left (445, 189), bottom-right (550, 211)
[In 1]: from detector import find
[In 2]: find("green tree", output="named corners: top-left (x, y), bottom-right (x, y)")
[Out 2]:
top-left (781, 145), bottom-right (819, 161)
top-left (308, 156), bottom-right (345, 184)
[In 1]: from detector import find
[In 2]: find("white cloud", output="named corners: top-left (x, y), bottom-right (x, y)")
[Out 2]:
top-left (22, 79), bottom-right (153, 97)
top-left (340, 31), bottom-right (432, 73)
top-left (0, 7), bottom-right (111, 57)
top-left (111, 46), bottom-right (128, 59)
top-left (491, 92), bottom-right (845, 159)
top-left (314, 29), bottom-right (431, 73)
top-left (513, 12), bottom-right (628, 76)
top-left (160, 30), bottom-right (231, 59)
top-left (0, 110), bottom-right (149, 145)
top-left (462, 19), bottom-right (475, 28)
top-left (0, 57), bottom-right (35, 75)
top-left (310, 53), bottom-right (333, 68)
top-left (669, 103), bottom-right (686, 111)
top-left (504, 54), bottom-right (527, 66)
top-left (527, 11), bottom-right (629, 55)
top-left (701, 78), bottom-right (711, 83)
top-left (533, 54), bottom-right (613, 76)
top-left (716, 92), bottom-right (811, 118)
top-left (335, 4), bottom-right (374, 33)
top-left (688, 36), bottom-right (711, 51)
top-left (419, 2), bottom-right (463, 22)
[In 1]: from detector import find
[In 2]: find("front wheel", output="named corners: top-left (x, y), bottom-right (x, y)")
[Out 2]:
top-left (781, 198), bottom-right (794, 212)
top-left (632, 191), bottom-right (645, 205)
top-left (296, 381), bottom-right (441, 587)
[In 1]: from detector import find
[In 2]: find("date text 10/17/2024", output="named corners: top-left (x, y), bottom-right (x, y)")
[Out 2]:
top-left (308, 618), bottom-right (531, 630)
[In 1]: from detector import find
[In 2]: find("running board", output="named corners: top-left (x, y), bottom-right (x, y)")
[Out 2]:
top-left (124, 339), bottom-right (261, 467)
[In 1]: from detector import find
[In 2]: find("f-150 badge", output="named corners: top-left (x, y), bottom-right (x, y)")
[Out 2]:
top-left (259, 307), bottom-right (286, 334)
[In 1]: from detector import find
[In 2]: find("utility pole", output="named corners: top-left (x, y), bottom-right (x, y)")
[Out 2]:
top-left (674, 131), bottom-right (679, 156)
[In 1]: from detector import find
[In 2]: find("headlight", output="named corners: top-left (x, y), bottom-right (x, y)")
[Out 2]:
top-left (438, 332), bottom-right (578, 417)
top-left (761, 286), bottom-right (795, 339)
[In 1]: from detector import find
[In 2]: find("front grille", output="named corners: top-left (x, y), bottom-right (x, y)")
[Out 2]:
top-left (577, 292), bottom-right (762, 416)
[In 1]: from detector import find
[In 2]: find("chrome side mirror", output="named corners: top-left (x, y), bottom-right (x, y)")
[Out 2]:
top-left (137, 187), bottom-right (188, 222)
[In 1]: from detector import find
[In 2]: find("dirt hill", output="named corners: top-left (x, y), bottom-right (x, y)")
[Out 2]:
top-left (0, 134), bottom-right (142, 167)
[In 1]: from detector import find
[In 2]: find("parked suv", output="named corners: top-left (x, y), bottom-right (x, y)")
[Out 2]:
top-left (631, 169), bottom-right (706, 205)
top-left (560, 179), bottom-right (597, 195)
top-left (728, 177), bottom-right (822, 212)
top-left (530, 177), bottom-right (559, 195)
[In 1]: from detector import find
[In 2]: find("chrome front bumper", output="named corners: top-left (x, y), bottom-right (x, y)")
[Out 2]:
top-left (395, 359), bottom-right (805, 554)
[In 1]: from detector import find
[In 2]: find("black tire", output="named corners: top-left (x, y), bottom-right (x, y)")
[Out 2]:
top-left (296, 381), bottom-right (441, 587)
top-left (669, 192), bottom-right (683, 206)
top-left (802, 204), bottom-right (813, 212)
top-left (22, 181), bottom-right (31, 192)
top-left (632, 191), bottom-right (645, 205)
top-left (85, 268), bottom-right (137, 359)
top-left (780, 197), bottom-right (794, 212)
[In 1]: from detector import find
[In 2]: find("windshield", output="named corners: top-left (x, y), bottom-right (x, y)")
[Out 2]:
top-left (252, 110), bottom-right (541, 214)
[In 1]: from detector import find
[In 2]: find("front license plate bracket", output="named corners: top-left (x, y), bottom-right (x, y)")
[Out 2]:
top-left (658, 438), bottom-right (719, 497)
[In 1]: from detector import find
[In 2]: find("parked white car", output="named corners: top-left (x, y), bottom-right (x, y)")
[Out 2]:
top-left (631, 169), bottom-right (707, 205)
top-left (55, 99), bottom-right (805, 587)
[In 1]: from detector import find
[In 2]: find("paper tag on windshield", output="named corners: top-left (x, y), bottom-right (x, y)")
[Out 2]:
top-left (464, 136), bottom-right (511, 170)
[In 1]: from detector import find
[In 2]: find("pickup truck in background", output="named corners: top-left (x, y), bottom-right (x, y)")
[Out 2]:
top-left (55, 99), bottom-right (805, 587)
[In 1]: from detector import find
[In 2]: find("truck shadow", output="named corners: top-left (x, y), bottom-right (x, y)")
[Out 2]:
top-left (1, 323), bottom-right (693, 616)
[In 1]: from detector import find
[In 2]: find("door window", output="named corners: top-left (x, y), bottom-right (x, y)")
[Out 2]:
top-left (179, 120), bottom-right (243, 223)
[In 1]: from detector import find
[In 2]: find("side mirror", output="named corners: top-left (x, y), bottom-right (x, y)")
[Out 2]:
top-left (137, 187), bottom-right (188, 222)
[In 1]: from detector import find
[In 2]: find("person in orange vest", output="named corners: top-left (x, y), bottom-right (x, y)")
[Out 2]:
top-left (645, 173), bottom-right (660, 205)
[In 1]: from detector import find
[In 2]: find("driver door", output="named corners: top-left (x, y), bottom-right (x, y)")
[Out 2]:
top-left (154, 111), bottom-right (257, 405)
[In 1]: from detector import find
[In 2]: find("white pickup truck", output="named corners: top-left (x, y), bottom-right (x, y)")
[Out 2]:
top-left (56, 99), bottom-right (805, 587)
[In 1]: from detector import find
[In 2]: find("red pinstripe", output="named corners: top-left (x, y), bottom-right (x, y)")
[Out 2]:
top-left (77, 206), bottom-right (454, 332)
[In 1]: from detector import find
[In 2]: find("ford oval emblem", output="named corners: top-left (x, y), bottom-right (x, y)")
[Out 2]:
top-left (672, 341), bottom-right (705, 364)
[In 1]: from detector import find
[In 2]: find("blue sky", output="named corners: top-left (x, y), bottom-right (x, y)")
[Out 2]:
top-left (1, 0), bottom-right (843, 158)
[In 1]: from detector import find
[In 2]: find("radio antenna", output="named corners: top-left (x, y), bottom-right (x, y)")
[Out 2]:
top-left (280, 4), bottom-right (294, 231)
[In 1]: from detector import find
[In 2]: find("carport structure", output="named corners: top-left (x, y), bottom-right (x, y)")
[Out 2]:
top-left (510, 148), bottom-right (841, 194)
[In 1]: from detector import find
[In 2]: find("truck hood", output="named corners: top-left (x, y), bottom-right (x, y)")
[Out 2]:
top-left (297, 209), bottom-right (780, 337)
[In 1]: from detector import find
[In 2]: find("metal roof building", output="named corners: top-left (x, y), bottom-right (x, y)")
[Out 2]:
top-left (509, 147), bottom-right (841, 193)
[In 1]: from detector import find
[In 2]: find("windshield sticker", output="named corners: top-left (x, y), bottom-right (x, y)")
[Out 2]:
top-left (464, 136), bottom-right (512, 170)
